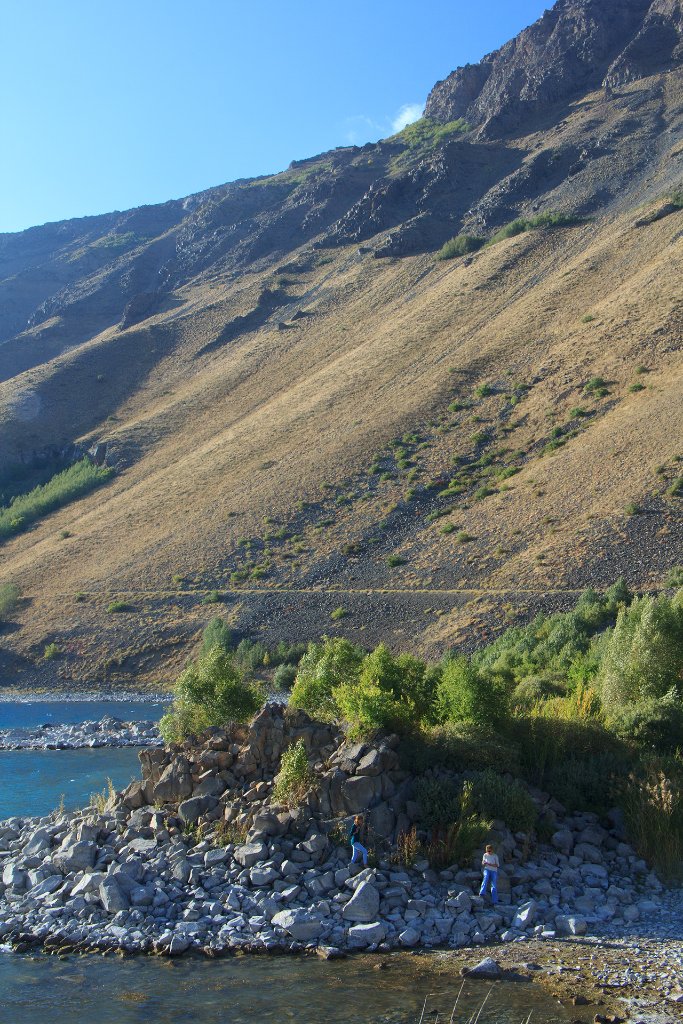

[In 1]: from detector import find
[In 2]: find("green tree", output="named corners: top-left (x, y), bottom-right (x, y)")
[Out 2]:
top-left (289, 637), bottom-right (364, 718)
top-left (160, 647), bottom-right (263, 743)
top-left (200, 617), bottom-right (232, 657)
top-left (599, 594), bottom-right (683, 718)
top-left (436, 656), bottom-right (502, 726)
top-left (356, 643), bottom-right (434, 721)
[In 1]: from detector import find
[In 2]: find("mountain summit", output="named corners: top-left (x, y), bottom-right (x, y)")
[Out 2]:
top-left (0, 0), bottom-right (681, 689)
top-left (426, 0), bottom-right (683, 132)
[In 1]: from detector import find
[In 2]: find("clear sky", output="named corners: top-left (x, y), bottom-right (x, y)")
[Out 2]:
top-left (1, 0), bottom-right (549, 233)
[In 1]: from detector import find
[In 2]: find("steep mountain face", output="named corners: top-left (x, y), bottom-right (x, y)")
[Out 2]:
top-left (425, 0), bottom-right (682, 132)
top-left (0, 0), bottom-right (681, 690)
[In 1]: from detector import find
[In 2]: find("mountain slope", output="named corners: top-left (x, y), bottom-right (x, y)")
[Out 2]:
top-left (0, 0), bottom-right (681, 690)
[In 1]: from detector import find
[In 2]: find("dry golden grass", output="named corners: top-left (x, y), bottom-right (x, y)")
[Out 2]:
top-left (0, 84), bottom-right (682, 685)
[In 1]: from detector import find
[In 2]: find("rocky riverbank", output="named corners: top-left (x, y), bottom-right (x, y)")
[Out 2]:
top-left (0, 703), bottom-right (681, 1020)
top-left (0, 716), bottom-right (162, 750)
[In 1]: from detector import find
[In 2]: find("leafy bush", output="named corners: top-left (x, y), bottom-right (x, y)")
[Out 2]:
top-left (621, 759), bottom-right (683, 880)
top-left (435, 234), bottom-right (485, 260)
top-left (160, 647), bottom-right (263, 743)
top-left (345, 644), bottom-right (436, 726)
top-left (272, 739), bottom-right (315, 808)
top-left (200, 617), bottom-right (232, 657)
top-left (609, 691), bottom-right (683, 752)
top-left (202, 590), bottom-right (224, 604)
top-left (107, 600), bottom-right (131, 613)
top-left (43, 643), bottom-right (61, 660)
top-left (0, 459), bottom-right (113, 542)
top-left (289, 637), bottom-right (364, 718)
top-left (421, 780), bottom-right (492, 868)
top-left (233, 638), bottom-right (269, 672)
top-left (486, 212), bottom-right (579, 247)
top-left (414, 776), bottom-right (461, 831)
top-left (544, 754), bottom-right (623, 813)
top-left (436, 657), bottom-right (503, 726)
top-left (330, 606), bottom-right (347, 621)
top-left (0, 582), bottom-right (20, 621)
top-left (398, 723), bottom-right (521, 775)
top-left (511, 675), bottom-right (566, 711)
top-left (467, 769), bottom-right (536, 833)
top-left (666, 566), bottom-right (683, 589)
top-left (273, 663), bottom-right (297, 690)
top-left (334, 677), bottom-right (416, 738)
top-left (386, 554), bottom-right (407, 567)
top-left (598, 593), bottom-right (683, 720)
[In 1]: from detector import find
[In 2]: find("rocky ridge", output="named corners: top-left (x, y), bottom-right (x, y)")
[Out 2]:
top-left (425, 0), bottom-right (683, 133)
top-left (0, 705), bottom-right (668, 961)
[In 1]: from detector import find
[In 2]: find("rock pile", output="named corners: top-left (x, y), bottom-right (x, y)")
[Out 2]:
top-left (0, 704), bottom-right (665, 957)
top-left (0, 716), bottom-right (161, 751)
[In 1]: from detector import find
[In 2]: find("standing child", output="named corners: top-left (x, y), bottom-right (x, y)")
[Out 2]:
top-left (349, 814), bottom-right (368, 867)
top-left (479, 843), bottom-right (499, 904)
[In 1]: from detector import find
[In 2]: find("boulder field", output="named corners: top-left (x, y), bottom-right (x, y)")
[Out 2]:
top-left (0, 704), bottom-right (665, 956)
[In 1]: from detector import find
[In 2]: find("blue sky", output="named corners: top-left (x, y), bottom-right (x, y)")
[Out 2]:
top-left (0, 1), bottom-right (549, 233)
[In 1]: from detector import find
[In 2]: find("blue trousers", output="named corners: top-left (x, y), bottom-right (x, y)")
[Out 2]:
top-left (480, 868), bottom-right (498, 903)
top-left (351, 842), bottom-right (368, 866)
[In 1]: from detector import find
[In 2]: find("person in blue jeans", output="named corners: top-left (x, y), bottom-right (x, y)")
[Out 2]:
top-left (479, 844), bottom-right (499, 904)
top-left (349, 815), bottom-right (368, 866)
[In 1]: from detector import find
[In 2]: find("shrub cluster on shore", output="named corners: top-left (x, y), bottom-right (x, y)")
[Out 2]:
top-left (160, 581), bottom-right (683, 876)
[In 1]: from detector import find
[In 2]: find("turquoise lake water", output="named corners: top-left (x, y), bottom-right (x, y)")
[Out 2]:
top-left (0, 699), bottom-right (164, 820)
top-left (0, 699), bottom-right (166, 730)
top-left (0, 746), bottom-right (144, 820)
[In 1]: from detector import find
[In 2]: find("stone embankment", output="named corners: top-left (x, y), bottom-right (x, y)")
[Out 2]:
top-left (0, 715), bottom-right (161, 750)
top-left (0, 705), bottom-right (671, 971)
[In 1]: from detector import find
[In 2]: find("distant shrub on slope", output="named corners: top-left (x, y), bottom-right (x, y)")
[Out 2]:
top-left (0, 459), bottom-right (113, 541)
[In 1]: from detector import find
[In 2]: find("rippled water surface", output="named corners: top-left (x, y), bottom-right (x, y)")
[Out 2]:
top-left (0, 951), bottom-right (575, 1024)
top-left (0, 699), bottom-right (166, 730)
top-left (0, 746), bottom-right (143, 820)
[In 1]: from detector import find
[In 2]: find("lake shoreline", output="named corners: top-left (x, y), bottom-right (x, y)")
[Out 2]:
top-left (0, 689), bottom-right (172, 703)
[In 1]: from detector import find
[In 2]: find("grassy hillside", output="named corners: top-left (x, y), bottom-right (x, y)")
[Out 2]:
top-left (0, 71), bottom-right (681, 690)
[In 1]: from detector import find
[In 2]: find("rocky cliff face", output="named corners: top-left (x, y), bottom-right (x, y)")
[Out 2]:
top-left (425, 0), bottom-right (682, 133)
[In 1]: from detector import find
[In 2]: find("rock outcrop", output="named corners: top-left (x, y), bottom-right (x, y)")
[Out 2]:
top-left (425, 0), bottom-right (681, 135)
top-left (0, 706), bottom-right (667, 957)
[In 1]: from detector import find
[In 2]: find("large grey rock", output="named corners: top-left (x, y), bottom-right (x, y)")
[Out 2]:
top-left (2, 863), bottom-right (27, 889)
top-left (555, 914), bottom-right (587, 936)
top-left (71, 871), bottom-right (106, 896)
top-left (462, 956), bottom-right (502, 979)
top-left (29, 875), bottom-right (63, 898)
top-left (348, 921), bottom-right (385, 946)
top-left (573, 842), bottom-right (603, 864)
top-left (512, 900), bottom-right (537, 930)
top-left (399, 926), bottom-right (421, 946)
top-left (54, 841), bottom-right (96, 873)
top-left (250, 865), bottom-right (279, 887)
top-left (342, 880), bottom-right (380, 922)
top-left (551, 829), bottom-right (574, 855)
top-left (178, 795), bottom-right (216, 824)
top-left (99, 876), bottom-right (129, 913)
top-left (24, 827), bottom-right (54, 856)
top-left (341, 775), bottom-right (381, 813)
top-left (271, 908), bottom-right (323, 942)
top-left (368, 802), bottom-right (395, 839)
top-left (153, 758), bottom-right (193, 803)
top-left (234, 842), bottom-right (267, 868)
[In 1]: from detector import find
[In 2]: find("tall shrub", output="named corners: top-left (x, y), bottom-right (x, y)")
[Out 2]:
top-left (599, 594), bottom-right (683, 720)
top-left (436, 656), bottom-right (501, 726)
top-left (160, 647), bottom-right (263, 743)
top-left (289, 637), bottom-right (364, 718)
